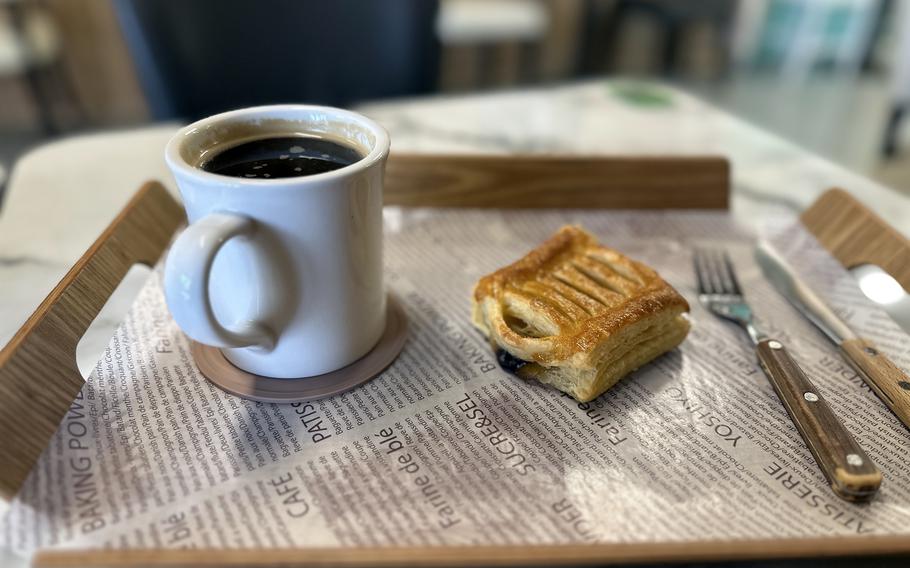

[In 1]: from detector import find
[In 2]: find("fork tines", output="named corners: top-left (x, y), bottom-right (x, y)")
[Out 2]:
top-left (694, 248), bottom-right (743, 297)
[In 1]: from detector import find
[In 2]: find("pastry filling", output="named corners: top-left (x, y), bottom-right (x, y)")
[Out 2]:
top-left (495, 349), bottom-right (531, 374)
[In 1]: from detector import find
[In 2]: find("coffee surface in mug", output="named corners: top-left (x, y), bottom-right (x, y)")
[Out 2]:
top-left (201, 135), bottom-right (363, 179)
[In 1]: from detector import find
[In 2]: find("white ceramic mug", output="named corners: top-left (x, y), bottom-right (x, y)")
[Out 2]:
top-left (163, 105), bottom-right (389, 378)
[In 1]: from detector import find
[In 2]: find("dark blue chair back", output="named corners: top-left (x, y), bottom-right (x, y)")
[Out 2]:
top-left (114, 0), bottom-right (440, 120)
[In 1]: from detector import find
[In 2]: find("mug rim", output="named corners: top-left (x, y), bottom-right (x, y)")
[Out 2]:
top-left (165, 104), bottom-right (390, 187)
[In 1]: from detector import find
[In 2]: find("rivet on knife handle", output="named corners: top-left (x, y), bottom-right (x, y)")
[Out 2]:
top-left (757, 338), bottom-right (882, 502)
top-left (841, 337), bottom-right (910, 431)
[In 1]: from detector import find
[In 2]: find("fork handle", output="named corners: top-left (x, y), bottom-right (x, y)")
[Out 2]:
top-left (756, 338), bottom-right (881, 502)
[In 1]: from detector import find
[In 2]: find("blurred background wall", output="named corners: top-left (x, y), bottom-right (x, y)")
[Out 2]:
top-left (1, 0), bottom-right (909, 196)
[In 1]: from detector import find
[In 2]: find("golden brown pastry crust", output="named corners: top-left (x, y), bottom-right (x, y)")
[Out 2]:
top-left (472, 225), bottom-right (690, 402)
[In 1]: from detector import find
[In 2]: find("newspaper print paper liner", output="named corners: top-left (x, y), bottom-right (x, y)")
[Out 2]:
top-left (2, 209), bottom-right (910, 557)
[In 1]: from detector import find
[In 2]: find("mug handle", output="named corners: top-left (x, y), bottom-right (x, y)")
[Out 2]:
top-left (164, 213), bottom-right (275, 350)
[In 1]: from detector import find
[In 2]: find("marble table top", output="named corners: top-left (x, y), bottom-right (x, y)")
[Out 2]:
top-left (2, 80), bottom-right (909, 358)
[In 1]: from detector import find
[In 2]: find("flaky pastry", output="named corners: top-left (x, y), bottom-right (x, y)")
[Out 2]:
top-left (471, 225), bottom-right (689, 402)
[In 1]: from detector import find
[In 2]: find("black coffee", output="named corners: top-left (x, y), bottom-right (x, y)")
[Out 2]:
top-left (201, 135), bottom-right (363, 179)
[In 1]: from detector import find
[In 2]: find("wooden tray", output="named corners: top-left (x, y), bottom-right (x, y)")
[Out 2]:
top-left (1, 154), bottom-right (908, 566)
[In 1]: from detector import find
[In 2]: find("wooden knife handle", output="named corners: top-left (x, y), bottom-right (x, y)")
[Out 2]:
top-left (841, 337), bottom-right (910, 431)
top-left (756, 338), bottom-right (882, 502)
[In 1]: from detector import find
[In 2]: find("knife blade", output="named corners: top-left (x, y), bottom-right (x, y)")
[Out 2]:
top-left (756, 242), bottom-right (910, 431)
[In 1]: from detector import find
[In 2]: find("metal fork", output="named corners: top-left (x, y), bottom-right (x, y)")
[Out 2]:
top-left (694, 248), bottom-right (881, 502)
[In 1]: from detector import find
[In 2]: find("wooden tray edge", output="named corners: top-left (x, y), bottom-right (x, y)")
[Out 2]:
top-left (33, 535), bottom-right (910, 567)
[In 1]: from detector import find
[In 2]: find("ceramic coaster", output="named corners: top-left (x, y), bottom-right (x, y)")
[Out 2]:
top-left (192, 294), bottom-right (407, 403)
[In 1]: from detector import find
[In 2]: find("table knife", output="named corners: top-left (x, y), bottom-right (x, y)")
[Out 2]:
top-left (756, 242), bottom-right (910, 430)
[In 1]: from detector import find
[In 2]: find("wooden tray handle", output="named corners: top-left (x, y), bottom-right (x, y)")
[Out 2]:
top-left (384, 154), bottom-right (730, 209)
top-left (801, 188), bottom-right (910, 291)
top-left (0, 181), bottom-right (184, 501)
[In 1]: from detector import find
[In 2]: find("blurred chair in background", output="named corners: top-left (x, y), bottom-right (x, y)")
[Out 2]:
top-left (0, 0), bottom-right (82, 136)
top-left (436, 0), bottom-right (549, 90)
top-left (578, 0), bottom-right (737, 78)
top-left (883, 1), bottom-right (910, 158)
top-left (113, 0), bottom-right (440, 121)
top-left (0, 0), bottom-right (84, 198)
